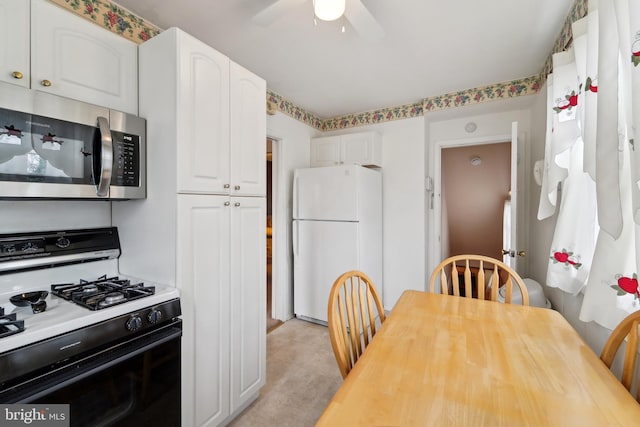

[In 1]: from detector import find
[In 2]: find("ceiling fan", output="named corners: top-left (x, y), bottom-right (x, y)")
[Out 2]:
top-left (252, 0), bottom-right (384, 41)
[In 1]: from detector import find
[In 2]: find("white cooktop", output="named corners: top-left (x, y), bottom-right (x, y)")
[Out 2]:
top-left (0, 259), bottom-right (179, 354)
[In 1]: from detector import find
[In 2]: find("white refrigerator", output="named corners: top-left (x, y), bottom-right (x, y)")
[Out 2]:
top-left (293, 165), bottom-right (382, 324)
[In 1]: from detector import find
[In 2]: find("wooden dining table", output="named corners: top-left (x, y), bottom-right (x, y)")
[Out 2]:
top-left (316, 290), bottom-right (640, 426)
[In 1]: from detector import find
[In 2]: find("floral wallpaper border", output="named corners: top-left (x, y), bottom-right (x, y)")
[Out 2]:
top-left (49, 0), bottom-right (161, 44)
top-left (323, 101), bottom-right (424, 131)
top-left (49, 0), bottom-right (586, 131)
top-left (266, 91), bottom-right (324, 130)
top-left (422, 76), bottom-right (542, 114)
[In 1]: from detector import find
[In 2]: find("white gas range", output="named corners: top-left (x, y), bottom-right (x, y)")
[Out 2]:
top-left (0, 227), bottom-right (182, 425)
top-left (0, 261), bottom-right (179, 354)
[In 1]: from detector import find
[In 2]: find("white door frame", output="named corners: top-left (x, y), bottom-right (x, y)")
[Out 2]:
top-left (430, 133), bottom-right (513, 274)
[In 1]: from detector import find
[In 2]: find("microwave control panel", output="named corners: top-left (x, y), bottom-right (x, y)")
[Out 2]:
top-left (111, 130), bottom-right (140, 187)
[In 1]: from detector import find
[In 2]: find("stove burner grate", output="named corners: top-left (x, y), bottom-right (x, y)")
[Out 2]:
top-left (0, 307), bottom-right (25, 338)
top-left (51, 276), bottom-right (155, 310)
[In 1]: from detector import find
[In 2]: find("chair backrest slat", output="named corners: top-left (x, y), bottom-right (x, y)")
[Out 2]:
top-left (464, 260), bottom-right (472, 299)
top-left (477, 261), bottom-right (485, 300)
top-left (451, 261), bottom-right (460, 297)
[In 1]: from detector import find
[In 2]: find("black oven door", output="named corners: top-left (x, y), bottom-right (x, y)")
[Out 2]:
top-left (3, 320), bottom-right (181, 427)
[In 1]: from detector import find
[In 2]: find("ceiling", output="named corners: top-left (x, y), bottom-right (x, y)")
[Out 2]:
top-left (114, 0), bottom-right (575, 119)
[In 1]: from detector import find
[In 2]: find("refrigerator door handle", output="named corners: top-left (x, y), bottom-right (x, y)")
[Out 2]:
top-left (292, 221), bottom-right (299, 261)
top-left (293, 174), bottom-right (299, 219)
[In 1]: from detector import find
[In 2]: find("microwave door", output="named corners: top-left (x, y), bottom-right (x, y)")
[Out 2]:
top-left (94, 116), bottom-right (113, 197)
top-left (0, 108), bottom-right (96, 198)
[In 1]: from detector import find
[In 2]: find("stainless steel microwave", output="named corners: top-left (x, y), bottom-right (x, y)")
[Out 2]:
top-left (0, 83), bottom-right (145, 200)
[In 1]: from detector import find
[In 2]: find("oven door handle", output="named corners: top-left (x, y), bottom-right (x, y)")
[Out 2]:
top-left (11, 323), bottom-right (182, 403)
top-left (95, 116), bottom-right (113, 197)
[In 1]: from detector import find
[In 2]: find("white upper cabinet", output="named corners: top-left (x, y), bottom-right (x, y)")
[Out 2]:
top-left (140, 27), bottom-right (265, 196)
top-left (0, 0), bottom-right (138, 114)
top-left (311, 131), bottom-right (382, 167)
top-left (0, 0), bottom-right (30, 88)
top-left (230, 62), bottom-right (267, 197)
top-left (175, 32), bottom-right (231, 194)
top-left (31, 0), bottom-right (138, 114)
top-left (310, 135), bottom-right (342, 167)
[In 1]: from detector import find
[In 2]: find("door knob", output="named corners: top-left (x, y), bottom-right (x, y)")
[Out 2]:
top-left (41, 79), bottom-right (52, 87)
top-left (517, 251), bottom-right (526, 257)
top-left (234, 185), bottom-right (241, 190)
top-left (11, 71), bottom-right (23, 79)
top-left (501, 249), bottom-right (515, 257)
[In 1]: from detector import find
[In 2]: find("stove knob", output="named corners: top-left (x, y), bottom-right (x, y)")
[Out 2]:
top-left (125, 315), bottom-right (143, 332)
top-left (148, 309), bottom-right (163, 324)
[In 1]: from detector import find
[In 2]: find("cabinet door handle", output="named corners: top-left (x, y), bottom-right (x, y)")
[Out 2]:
top-left (224, 201), bottom-right (230, 206)
top-left (224, 184), bottom-right (230, 189)
top-left (234, 185), bottom-right (241, 190)
top-left (41, 79), bottom-right (52, 87)
top-left (11, 71), bottom-right (23, 80)
top-left (234, 202), bottom-right (240, 207)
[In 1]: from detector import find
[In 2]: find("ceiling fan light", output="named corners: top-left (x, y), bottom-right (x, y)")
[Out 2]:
top-left (314, 0), bottom-right (346, 21)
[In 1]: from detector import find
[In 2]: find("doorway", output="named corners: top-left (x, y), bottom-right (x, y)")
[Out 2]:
top-left (266, 138), bottom-right (283, 332)
top-left (430, 123), bottom-right (520, 275)
top-left (440, 142), bottom-right (511, 260)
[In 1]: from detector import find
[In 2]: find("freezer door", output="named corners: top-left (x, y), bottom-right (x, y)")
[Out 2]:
top-left (293, 165), bottom-right (360, 221)
top-left (293, 220), bottom-right (359, 323)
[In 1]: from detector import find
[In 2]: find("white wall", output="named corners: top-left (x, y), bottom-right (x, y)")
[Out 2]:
top-left (267, 112), bottom-right (319, 319)
top-left (324, 117), bottom-right (426, 310)
top-left (378, 117), bottom-right (426, 309)
top-left (0, 201), bottom-right (111, 233)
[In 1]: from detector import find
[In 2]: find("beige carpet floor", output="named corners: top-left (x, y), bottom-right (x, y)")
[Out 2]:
top-left (228, 318), bottom-right (343, 427)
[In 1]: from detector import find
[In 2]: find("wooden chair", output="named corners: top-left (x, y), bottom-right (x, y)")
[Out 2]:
top-left (600, 310), bottom-right (640, 402)
top-left (327, 270), bottom-right (386, 379)
top-left (428, 254), bottom-right (530, 306)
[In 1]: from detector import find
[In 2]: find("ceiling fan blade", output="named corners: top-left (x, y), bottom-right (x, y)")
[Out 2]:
top-left (344, 0), bottom-right (385, 41)
top-left (252, 0), bottom-right (308, 26)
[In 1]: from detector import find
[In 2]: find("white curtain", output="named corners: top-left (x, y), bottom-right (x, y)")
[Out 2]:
top-left (537, 0), bottom-right (640, 327)
top-left (540, 45), bottom-right (597, 295)
top-left (578, 0), bottom-right (639, 330)
top-left (546, 139), bottom-right (597, 295)
top-left (537, 76), bottom-right (566, 220)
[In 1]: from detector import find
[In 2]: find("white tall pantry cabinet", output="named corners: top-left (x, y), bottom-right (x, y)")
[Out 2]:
top-left (112, 27), bottom-right (266, 427)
